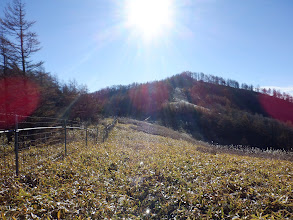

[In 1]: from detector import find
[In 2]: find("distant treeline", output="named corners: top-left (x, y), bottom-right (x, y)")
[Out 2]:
top-left (170, 71), bottom-right (293, 102)
top-left (0, 69), bottom-right (87, 129)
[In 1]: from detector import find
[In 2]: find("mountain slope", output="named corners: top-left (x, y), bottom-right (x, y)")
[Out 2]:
top-left (71, 72), bottom-right (293, 151)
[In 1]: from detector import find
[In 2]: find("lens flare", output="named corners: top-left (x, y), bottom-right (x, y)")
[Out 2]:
top-left (259, 94), bottom-right (293, 125)
top-left (0, 77), bottom-right (40, 129)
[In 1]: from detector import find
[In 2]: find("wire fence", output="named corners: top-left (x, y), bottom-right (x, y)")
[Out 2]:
top-left (0, 113), bottom-right (117, 177)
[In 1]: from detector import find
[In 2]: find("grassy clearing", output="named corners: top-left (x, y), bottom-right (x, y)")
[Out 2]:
top-left (0, 120), bottom-right (292, 219)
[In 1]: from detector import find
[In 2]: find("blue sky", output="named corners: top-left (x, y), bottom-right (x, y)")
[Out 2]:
top-left (1, 0), bottom-right (293, 94)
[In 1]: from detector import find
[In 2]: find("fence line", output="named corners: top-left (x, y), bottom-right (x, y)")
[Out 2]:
top-left (102, 117), bottom-right (118, 142)
top-left (1, 114), bottom-right (118, 177)
top-left (0, 126), bottom-right (64, 134)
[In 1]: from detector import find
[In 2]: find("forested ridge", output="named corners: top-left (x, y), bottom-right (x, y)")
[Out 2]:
top-left (72, 72), bottom-right (293, 151)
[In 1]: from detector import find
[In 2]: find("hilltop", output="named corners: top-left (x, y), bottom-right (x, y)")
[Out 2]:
top-left (71, 72), bottom-right (293, 151)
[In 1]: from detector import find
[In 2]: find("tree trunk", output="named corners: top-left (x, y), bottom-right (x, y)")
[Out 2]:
top-left (20, 6), bottom-right (25, 75)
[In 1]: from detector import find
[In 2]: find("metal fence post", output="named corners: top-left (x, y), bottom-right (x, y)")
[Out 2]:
top-left (102, 127), bottom-right (105, 143)
top-left (14, 114), bottom-right (19, 177)
top-left (106, 127), bottom-right (108, 139)
top-left (85, 124), bottom-right (88, 147)
top-left (96, 127), bottom-right (99, 142)
top-left (64, 120), bottom-right (67, 156)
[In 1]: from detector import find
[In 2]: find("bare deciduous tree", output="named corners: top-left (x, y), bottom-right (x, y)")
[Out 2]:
top-left (1, 0), bottom-right (42, 75)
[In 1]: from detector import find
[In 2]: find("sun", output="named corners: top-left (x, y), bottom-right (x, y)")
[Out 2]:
top-left (124, 0), bottom-right (174, 42)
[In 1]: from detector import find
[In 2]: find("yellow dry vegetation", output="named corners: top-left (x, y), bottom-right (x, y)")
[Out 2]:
top-left (0, 121), bottom-right (292, 219)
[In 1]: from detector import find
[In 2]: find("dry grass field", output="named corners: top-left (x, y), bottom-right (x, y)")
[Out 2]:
top-left (0, 119), bottom-right (292, 219)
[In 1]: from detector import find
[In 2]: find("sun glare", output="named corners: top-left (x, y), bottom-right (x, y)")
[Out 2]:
top-left (125, 0), bottom-right (174, 42)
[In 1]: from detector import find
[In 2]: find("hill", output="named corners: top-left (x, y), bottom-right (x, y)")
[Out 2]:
top-left (2, 71), bottom-right (291, 151)
top-left (71, 72), bottom-right (293, 151)
top-left (1, 118), bottom-right (292, 219)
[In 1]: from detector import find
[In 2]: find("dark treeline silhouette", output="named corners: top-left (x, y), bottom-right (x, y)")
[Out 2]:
top-left (71, 72), bottom-right (293, 151)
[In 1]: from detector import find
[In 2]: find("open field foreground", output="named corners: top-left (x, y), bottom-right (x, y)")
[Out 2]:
top-left (0, 120), bottom-right (292, 219)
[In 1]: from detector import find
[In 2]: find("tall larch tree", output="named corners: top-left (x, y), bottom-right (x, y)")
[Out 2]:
top-left (1, 0), bottom-right (42, 76)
